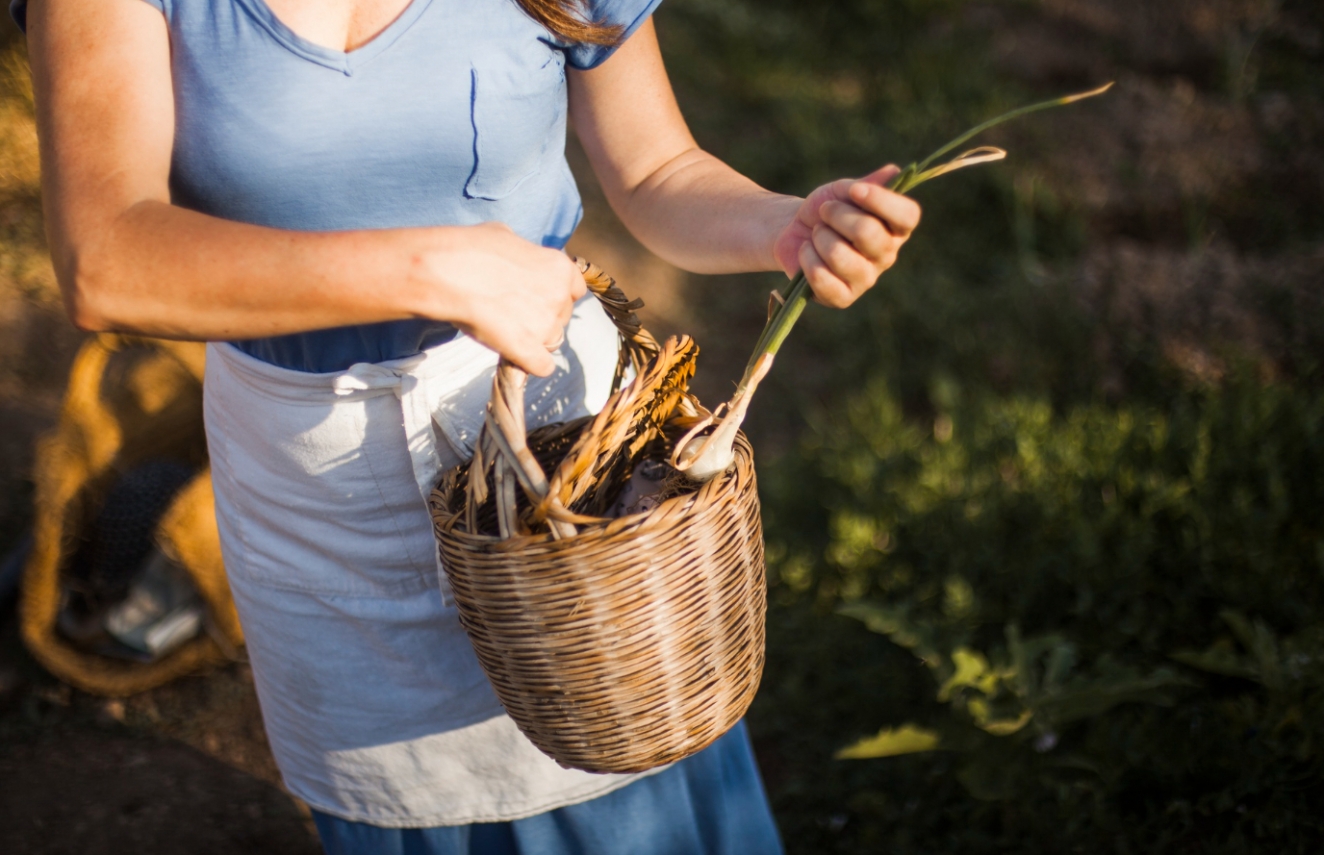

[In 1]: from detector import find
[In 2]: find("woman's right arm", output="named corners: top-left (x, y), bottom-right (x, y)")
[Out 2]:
top-left (26, 0), bottom-right (583, 375)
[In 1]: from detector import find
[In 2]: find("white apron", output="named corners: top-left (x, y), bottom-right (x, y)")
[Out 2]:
top-left (202, 296), bottom-right (655, 827)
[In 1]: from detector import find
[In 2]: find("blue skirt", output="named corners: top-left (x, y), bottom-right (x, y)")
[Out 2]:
top-left (312, 721), bottom-right (783, 855)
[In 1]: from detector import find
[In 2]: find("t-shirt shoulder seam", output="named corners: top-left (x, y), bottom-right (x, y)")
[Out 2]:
top-left (567, 0), bottom-right (665, 71)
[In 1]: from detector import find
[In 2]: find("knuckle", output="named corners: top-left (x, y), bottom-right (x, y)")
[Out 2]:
top-left (828, 246), bottom-right (862, 278)
top-left (860, 217), bottom-right (887, 248)
top-left (850, 261), bottom-right (876, 288)
top-left (798, 241), bottom-right (819, 269)
top-left (815, 225), bottom-right (846, 255)
top-left (830, 241), bottom-right (869, 279)
top-left (809, 271), bottom-right (849, 308)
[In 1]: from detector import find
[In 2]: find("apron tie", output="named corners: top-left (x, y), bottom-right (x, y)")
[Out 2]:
top-left (331, 356), bottom-right (428, 399)
top-left (333, 355), bottom-right (442, 533)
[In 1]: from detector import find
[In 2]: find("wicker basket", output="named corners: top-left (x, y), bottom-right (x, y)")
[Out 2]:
top-left (429, 259), bottom-right (766, 774)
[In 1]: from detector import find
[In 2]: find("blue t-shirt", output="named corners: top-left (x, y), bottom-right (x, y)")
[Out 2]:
top-left (12, 0), bottom-right (661, 372)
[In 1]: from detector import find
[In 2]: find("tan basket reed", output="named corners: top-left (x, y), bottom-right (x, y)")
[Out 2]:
top-left (430, 259), bottom-right (766, 774)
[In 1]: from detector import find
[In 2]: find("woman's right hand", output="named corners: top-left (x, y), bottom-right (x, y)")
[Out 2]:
top-left (409, 222), bottom-right (587, 377)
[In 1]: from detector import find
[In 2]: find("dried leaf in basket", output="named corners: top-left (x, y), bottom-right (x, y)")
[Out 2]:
top-left (452, 259), bottom-right (707, 540)
top-left (534, 333), bottom-right (700, 526)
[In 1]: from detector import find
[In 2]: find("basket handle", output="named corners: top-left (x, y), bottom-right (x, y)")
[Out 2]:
top-left (465, 258), bottom-right (659, 540)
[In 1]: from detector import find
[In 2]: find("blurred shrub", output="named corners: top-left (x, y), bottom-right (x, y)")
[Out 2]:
top-left (761, 373), bottom-right (1324, 851)
top-left (657, 0), bottom-right (1324, 851)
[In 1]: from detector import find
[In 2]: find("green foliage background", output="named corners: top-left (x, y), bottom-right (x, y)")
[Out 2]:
top-left (655, 0), bottom-right (1324, 851)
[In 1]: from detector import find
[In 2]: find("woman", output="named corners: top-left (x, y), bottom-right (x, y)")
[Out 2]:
top-left (20, 0), bottom-right (920, 851)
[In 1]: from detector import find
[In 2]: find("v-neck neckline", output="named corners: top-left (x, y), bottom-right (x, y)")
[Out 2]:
top-left (233, 0), bottom-right (437, 75)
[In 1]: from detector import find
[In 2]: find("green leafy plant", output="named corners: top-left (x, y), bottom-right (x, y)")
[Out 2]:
top-left (762, 372), bottom-right (1324, 838)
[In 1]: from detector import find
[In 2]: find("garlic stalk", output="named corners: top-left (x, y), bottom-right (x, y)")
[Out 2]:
top-left (673, 83), bottom-right (1114, 481)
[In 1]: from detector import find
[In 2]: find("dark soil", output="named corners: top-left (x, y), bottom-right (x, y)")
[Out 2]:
top-left (0, 729), bottom-right (318, 855)
top-left (0, 611), bottom-right (319, 853)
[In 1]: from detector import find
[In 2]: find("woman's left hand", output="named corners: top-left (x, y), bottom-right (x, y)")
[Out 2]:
top-left (772, 165), bottom-right (922, 308)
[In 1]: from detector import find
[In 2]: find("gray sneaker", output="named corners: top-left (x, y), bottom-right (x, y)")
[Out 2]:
top-left (104, 548), bottom-right (204, 659)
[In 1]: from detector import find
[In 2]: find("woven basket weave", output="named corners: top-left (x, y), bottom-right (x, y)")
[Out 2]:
top-left (429, 259), bottom-right (766, 774)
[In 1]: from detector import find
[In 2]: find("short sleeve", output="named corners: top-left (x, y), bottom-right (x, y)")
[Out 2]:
top-left (10, 0), bottom-right (165, 33)
top-left (564, 0), bottom-right (664, 71)
top-left (8, 0), bottom-right (27, 31)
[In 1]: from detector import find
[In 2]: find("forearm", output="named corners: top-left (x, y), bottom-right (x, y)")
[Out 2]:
top-left (571, 19), bottom-right (919, 300)
top-left (29, 0), bottom-right (471, 342)
top-left (49, 193), bottom-right (587, 373)
top-left (61, 200), bottom-right (443, 340)
top-left (569, 21), bottom-right (801, 277)
top-left (612, 147), bottom-right (801, 276)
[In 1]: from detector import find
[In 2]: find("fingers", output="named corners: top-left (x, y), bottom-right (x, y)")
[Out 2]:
top-left (475, 257), bottom-right (579, 377)
top-left (518, 317), bottom-right (571, 377)
top-left (860, 163), bottom-right (904, 186)
top-left (812, 223), bottom-right (878, 289)
top-left (772, 219), bottom-right (814, 277)
top-left (510, 346), bottom-right (557, 378)
top-left (526, 251), bottom-right (582, 362)
top-left (465, 321), bottom-right (557, 377)
top-left (799, 240), bottom-right (852, 309)
top-left (819, 200), bottom-right (894, 260)
top-left (792, 169), bottom-right (919, 309)
top-left (560, 253), bottom-right (588, 302)
top-left (453, 229), bottom-right (588, 377)
top-left (846, 180), bottom-right (922, 238)
top-left (806, 201), bottom-right (904, 307)
top-left (553, 256), bottom-right (582, 338)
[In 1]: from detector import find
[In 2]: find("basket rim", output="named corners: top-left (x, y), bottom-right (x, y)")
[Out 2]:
top-left (430, 431), bottom-right (756, 551)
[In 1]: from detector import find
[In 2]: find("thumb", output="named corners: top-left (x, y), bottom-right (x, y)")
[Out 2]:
top-left (857, 164), bottom-right (903, 189)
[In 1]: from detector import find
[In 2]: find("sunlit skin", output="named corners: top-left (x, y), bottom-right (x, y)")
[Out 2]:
top-left (27, 0), bottom-right (921, 377)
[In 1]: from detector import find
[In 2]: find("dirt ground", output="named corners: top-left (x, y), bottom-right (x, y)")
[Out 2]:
top-left (0, 727), bottom-right (317, 855)
top-left (0, 0), bottom-right (1319, 851)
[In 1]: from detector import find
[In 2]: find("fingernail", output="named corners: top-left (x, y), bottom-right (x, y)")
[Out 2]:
top-left (849, 183), bottom-right (869, 201)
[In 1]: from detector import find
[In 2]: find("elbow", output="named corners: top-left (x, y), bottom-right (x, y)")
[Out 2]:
top-left (58, 252), bottom-right (117, 333)
top-left (66, 299), bottom-right (113, 333)
top-left (49, 199), bottom-right (162, 334)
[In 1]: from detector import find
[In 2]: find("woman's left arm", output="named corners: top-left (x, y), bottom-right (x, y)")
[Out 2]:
top-left (568, 19), bottom-right (921, 309)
